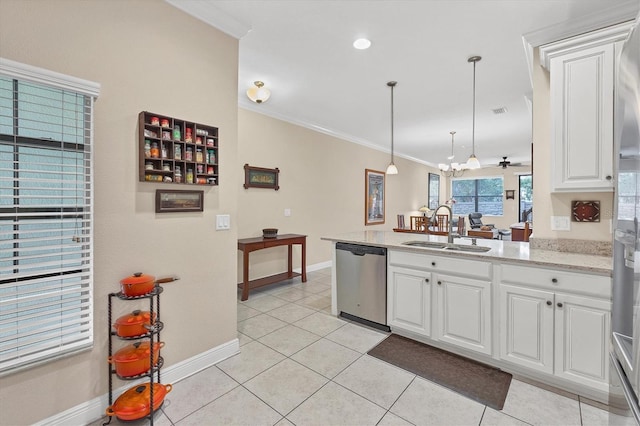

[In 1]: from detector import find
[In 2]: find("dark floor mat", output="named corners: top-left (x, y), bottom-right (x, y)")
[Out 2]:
top-left (367, 334), bottom-right (512, 410)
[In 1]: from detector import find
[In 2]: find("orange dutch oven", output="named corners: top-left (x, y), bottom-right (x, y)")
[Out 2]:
top-left (106, 382), bottom-right (172, 421)
top-left (113, 310), bottom-right (157, 338)
top-left (119, 273), bottom-right (178, 297)
top-left (109, 341), bottom-right (164, 377)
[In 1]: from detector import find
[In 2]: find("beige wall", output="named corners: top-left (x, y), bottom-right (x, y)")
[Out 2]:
top-left (0, 1), bottom-right (239, 424)
top-left (237, 108), bottom-right (439, 279)
top-left (531, 47), bottom-right (614, 241)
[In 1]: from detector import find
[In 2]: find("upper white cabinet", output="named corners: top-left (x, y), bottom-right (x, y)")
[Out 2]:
top-left (540, 22), bottom-right (632, 192)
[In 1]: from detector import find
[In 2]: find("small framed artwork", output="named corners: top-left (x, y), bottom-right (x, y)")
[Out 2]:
top-left (156, 189), bottom-right (204, 213)
top-left (572, 200), bottom-right (600, 222)
top-left (243, 164), bottom-right (280, 190)
top-left (505, 190), bottom-right (515, 200)
top-left (365, 169), bottom-right (385, 225)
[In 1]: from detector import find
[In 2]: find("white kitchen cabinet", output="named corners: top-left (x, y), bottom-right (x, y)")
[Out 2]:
top-left (388, 266), bottom-right (431, 336)
top-left (540, 23), bottom-right (631, 192)
top-left (499, 263), bottom-right (611, 392)
top-left (388, 250), bottom-right (492, 356)
top-left (435, 273), bottom-right (492, 355)
top-left (554, 292), bottom-right (610, 391)
top-left (499, 284), bottom-right (554, 374)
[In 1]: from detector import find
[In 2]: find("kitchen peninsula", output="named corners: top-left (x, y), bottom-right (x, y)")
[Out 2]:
top-left (322, 231), bottom-right (612, 404)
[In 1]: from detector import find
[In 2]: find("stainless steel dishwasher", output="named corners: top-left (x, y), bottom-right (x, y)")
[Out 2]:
top-left (336, 242), bottom-right (390, 331)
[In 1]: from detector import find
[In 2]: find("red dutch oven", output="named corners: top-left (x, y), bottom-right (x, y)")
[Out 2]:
top-left (119, 273), bottom-right (178, 297)
top-left (106, 382), bottom-right (172, 421)
top-left (109, 341), bottom-right (164, 377)
top-left (113, 310), bottom-right (157, 338)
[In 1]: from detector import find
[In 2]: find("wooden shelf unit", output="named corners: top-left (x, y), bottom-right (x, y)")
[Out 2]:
top-left (139, 111), bottom-right (219, 186)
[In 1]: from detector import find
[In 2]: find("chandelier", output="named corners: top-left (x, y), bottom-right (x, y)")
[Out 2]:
top-left (438, 131), bottom-right (467, 177)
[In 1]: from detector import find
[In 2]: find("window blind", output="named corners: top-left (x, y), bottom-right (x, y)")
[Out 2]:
top-left (0, 59), bottom-right (99, 374)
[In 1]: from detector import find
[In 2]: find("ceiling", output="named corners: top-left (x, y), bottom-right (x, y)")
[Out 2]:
top-left (167, 0), bottom-right (639, 170)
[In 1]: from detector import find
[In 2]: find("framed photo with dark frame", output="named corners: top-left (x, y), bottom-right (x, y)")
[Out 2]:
top-left (505, 190), bottom-right (515, 200)
top-left (428, 173), bottom-right (440, 209)
top-left (365, 169), bottom-right (385, 225)
top-left (243, 164), bottom-right (280, 190)
top-left (156, 189), bottom-right (204, 213)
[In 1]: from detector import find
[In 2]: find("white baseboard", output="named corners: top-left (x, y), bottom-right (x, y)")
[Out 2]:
top-left (294, 260), bottom-right (332, 274)
top-left (36, 338), bottom-right (240, 426)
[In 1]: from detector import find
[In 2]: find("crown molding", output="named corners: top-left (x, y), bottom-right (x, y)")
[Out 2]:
top-left (238, 100), bottom-right (433, 168)
top-left (521, 0), bottom-right (639, 86)
top-left (539, 21), bottom-right (634, 70)
top-left (164, 0), bottom-right (252, 39)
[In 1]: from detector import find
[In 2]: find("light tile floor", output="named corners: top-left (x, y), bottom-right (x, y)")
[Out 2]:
top-left (93, 268), bottom-right (634, 426)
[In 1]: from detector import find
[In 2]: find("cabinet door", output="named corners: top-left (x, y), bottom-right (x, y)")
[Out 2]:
top-left (550, 43), bottom-right (614, 192)
top-left (388, 267), bottom-right (431, 336)
top-left (554, 293), bottom-right (610, 391)
top-left (499, 284), bottom-right (554, 373)
top-left (435, 274), bottom-right (492, 355)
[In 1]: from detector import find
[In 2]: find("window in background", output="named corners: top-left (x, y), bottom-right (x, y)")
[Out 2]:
top-left (0, 59), bottom-right (99, 374)
top-left (519, 174), bottom-right (533, 222)
top-left (428, 173), bottom-right (440, 209)
top-left (452, 177), bottom-right (504, 216)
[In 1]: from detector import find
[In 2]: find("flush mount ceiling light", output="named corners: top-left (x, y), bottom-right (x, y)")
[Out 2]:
top-left (353, 38), bottom-right (371, 50)
top-left (386, 81), bottom-right (398, 175)
top-left (466, 56), bottom-right (482, 169)
top-left (438, 131), bottom-right (467, 177)
top-left (246, 81), bottom-right (271, 104)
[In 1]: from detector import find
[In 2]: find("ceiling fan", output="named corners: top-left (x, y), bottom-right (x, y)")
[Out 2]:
top-left (498, 156), bottom-right (522, 168)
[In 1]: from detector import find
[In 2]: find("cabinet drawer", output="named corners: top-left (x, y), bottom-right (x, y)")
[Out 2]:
top-left (500, 263), bottom-right (610, 298)
top-left (389, 250), bottom-right (491, 279)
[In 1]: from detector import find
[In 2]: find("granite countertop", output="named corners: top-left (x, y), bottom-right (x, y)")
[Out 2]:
top-left (321, 231), bottom-right (612, 276)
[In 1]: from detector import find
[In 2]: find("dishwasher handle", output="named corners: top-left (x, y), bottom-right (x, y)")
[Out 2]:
top-left (336, 242), bottom-right (386, 257)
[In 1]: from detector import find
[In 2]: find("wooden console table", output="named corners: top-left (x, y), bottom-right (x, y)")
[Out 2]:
top-left (237, 234), bottom-right (307, 301)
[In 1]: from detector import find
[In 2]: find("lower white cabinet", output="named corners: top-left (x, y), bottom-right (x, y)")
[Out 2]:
top-left (499, 264), bottom-right (611, 392)
top-left (388, 251), bottom-right (492, 356)
top-left (554, 292), bottom-right (610, 390)
top-left (435, 274), bottom-right (492, 355)
top-left (388, 266), bottom-right (431, 336)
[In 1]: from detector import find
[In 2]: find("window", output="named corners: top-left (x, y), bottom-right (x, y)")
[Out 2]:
top-left (519, 174), bottom-right (533, 222)
top-left (0, 58), bottom-right (99, 374)
top-left (451, 177), bottom-right (504, 216)
top-left (428, 173), bottom-right (440, 209)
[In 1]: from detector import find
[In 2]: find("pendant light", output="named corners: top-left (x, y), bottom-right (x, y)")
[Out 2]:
top-left (386, 81), bottom-right (398, 175)
top-left (466, 56), bottom-right (481, 169)
top-left (438, 131), bottom-right (467, 177)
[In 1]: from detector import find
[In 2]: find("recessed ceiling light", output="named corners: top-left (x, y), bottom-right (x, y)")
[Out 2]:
top-left (353, 38), bottom-right (371, 50)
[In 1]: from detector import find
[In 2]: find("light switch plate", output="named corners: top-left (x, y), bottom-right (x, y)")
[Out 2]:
top-left (551, 216), bottom-right (570, 231)
top-left (284, 208), bottom-right (291, 217)
top-left (216, 214), bottom-right (230, 230)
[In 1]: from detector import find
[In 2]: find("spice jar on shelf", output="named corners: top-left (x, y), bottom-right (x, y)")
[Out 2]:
top-left (208, 150), bottom-right (215, 164)
top-left (185, 128), bottom-right (192, 143)
top-left (150, 116), bottom-right (160, 126)
top-left (150, 142), bottom-right (159, 158)
top-left (196, 148), bottom-right (203, 163)
top-left (160, 118), bottom-right (170, 128)
top-left (186, 169), bottom-right (194, 184)
top-left (144, 140), bottom-right (151, 158)
top-left (175, 167), bottom-right (182, 183)
top-left (174, 144), bottom-right (181, 160)
top-left (185, 147), bottom-right (193, 161)
top-left (197, 164), bottom-right (204, 174)
top-left (172, 125), bottom-right (181, 141)
top-left (161, 144), bottom-right (167, 159)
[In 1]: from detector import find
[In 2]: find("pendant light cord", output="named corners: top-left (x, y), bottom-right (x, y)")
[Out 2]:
top-left (390, 82), bottom-right (395, 162)
top-left (471, 59), bottom-right (476, 157)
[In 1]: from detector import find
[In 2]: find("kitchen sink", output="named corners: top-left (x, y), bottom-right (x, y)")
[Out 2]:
top-left (402, 241), bottom-right (491, 253)
top-left (442, 244), bottom-right (492, 253)
top-left (402, 241), bottom-right (448, 249)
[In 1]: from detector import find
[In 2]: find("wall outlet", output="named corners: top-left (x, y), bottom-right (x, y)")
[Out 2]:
top-left (216, 214), bottom-right (230, 230)
top-left (551, 216), bottom-right (570, 231)
top-left (284, 208), bottom-right (291, 217)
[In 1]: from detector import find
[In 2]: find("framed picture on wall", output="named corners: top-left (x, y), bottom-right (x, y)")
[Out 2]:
top-left (428, 173), bottom-right (440, 209)
top-left (365, 169), bottom-right (385, 225)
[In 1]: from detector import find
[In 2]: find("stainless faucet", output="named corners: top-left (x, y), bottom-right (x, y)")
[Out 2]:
top-left (430, 204), bottom-right (455, 244)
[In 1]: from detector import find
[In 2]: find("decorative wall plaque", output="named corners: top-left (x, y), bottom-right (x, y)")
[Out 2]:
top-left (571, 200), bottom-right (600, 222)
